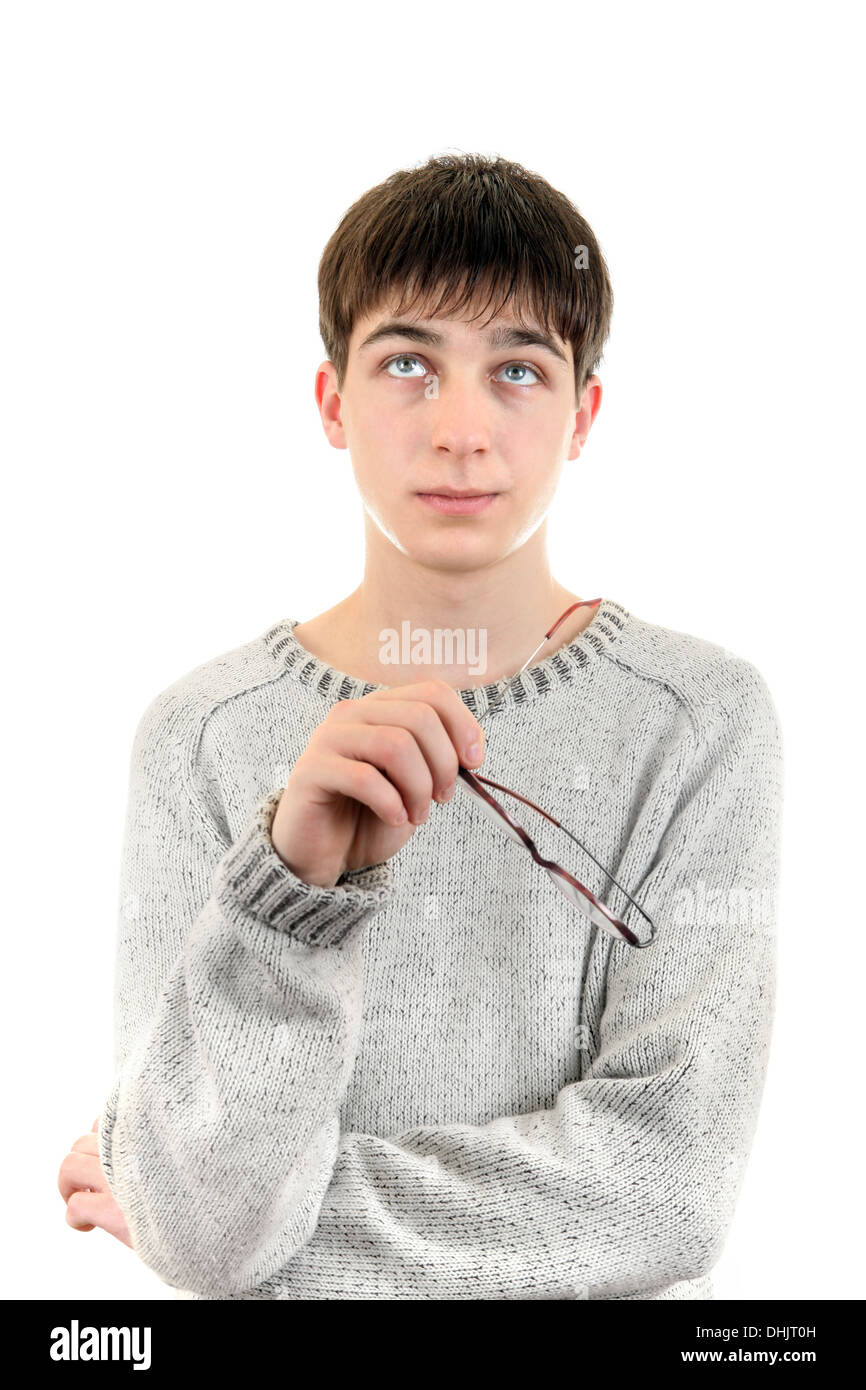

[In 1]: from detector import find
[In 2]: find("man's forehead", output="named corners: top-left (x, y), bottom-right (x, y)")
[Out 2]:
top-left (356, 294), bottom-right (543, 334)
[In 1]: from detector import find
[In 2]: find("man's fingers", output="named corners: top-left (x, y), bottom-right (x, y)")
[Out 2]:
top-left (349, 682), bottom-right (485, 766)
top-left (57, 1148), bottom-right (105, 1204)
top-left (73, 1133), bottom-right (99, 1155)
top-left (66, 1190), bottom-right (132, 1247)
top-left (67, 1214), bottom-right (96, 1232)
top-left (327, 698), bottom-right (463, 797)
top-left (65, 1190), bottom-right (105, 1230)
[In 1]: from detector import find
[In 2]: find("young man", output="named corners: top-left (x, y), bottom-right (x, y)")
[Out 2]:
top-left (61, 153), bottom-right (784, 1300)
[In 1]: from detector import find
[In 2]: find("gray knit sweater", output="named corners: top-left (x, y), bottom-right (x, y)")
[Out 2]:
top-left (97, 597), bottom-right (784, 1300)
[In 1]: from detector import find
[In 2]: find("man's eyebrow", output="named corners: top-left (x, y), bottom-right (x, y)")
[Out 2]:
top-left (357, 319), bottom-right (570, 368)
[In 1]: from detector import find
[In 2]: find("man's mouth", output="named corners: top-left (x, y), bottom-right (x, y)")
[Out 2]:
top-left (415, 491), bottom-right (500, 516)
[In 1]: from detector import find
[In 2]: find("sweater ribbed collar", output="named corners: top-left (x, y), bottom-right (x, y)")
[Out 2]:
top-left (263, 598), bottom-right (630, 719)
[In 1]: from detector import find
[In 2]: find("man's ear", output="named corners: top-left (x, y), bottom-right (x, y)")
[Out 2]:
top-left (315, 360), bottom-right (348, 450)
top-left (568, 375), bottom-right (603, 460)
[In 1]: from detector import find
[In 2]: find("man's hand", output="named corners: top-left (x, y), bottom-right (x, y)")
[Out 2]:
top-left (270, 678), bottom-right (486, 888)
top-left (57, 1117), bottom-right (133, 1248)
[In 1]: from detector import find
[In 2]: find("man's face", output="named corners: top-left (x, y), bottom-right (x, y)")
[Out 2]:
top-left (315, 294), bottom-right (602, 573)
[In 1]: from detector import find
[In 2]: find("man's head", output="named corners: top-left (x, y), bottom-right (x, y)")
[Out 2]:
top-left (314, 153), bottom-right (613, 575)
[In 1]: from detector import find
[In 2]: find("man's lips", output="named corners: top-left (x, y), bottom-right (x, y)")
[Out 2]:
top-left (415, 491), bottom-right (500, 515)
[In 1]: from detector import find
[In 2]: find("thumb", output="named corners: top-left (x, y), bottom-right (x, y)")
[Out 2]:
top-left (92, 1117), bottom-right (99, 1132)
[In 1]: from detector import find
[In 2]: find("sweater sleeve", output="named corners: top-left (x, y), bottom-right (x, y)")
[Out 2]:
top-left (96, 686), bottom-right (396, 1297)
top-left (221, 658), bottom-right (785, 1300)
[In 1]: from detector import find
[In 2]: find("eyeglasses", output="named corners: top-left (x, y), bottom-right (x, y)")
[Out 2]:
top-left (455, 600), bottom-right (658, 949)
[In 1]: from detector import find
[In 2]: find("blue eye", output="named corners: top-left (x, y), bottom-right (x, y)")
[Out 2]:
top-left (382, 355), bottom-right (542, 386)
top-left (495, 362), bottom-right (541, 386)
top-left (384, 354), bottom-right (429, 378)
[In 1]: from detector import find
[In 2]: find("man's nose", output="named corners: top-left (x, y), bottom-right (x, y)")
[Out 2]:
top-left (427, 376), bottom-right (492, 456)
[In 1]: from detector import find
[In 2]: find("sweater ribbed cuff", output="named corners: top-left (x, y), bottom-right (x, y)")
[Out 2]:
top-left (215, 789), bottom-right (395, 947)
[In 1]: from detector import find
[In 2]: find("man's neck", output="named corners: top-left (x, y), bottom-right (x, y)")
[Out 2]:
top-left (291, 543), bottom-right (599, 690)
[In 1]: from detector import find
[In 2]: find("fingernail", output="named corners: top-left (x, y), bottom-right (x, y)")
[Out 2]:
top-left (465, 738), bottom-right (483, 764)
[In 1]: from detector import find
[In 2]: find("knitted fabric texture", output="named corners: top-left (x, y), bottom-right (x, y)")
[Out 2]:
top-left (98, 598), bottom-right (784, 1300)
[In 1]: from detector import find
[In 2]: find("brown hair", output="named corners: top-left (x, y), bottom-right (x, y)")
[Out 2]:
top-left (317, 152), bottom-right (614, 403)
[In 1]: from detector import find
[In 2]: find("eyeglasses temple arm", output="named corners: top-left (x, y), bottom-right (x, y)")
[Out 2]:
top-left (476, 600), bottom-right (603, 725)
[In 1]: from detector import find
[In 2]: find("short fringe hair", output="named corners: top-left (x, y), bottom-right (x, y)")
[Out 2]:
top-left (318, 152), bottom-right (614, 403)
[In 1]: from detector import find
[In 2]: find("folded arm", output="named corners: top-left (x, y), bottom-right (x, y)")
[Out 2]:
top-left (101, 661), bottom-right (783, 1300)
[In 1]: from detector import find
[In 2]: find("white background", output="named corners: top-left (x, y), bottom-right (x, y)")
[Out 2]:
top-left (2, 0), bottom-right (862, 1300)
